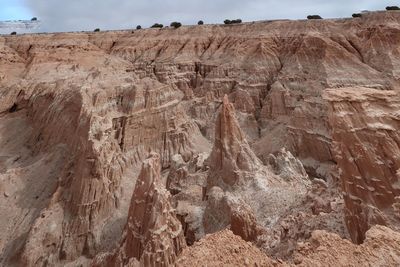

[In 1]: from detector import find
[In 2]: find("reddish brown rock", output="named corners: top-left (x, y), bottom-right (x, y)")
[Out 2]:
top-left (324, 87), bottom-right (400, 243)
top-left (294, 225), bottom-right (400, 266)
top-left (1, 11), bottom-right (400, 266)
top-left (206, 95), bottom-right (264, 189)
top-left (17, 77), bottom-right (204, 266)
top-left (176, 229), bottom-right (279, 267)
top-left (123, 153), bottom-right (186, 265)
top-left (176, 225), bottom-right (400, 267)
top-left (203, 96), bottom-right (309, 244)
top-left (203, 96), bottom-right (268, 237)
top-left (306, 179), bottom-right (333, 216)
top-left (258, 177), bottom-right (348, 260)
top-left (94, 153), bottom-right (186, 266)
top-left (230, 204), bottom-right (263, 242)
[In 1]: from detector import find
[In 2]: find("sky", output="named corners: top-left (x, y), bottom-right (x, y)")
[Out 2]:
top-left (0, 0), bottom-right (32, 20)
top-left (0, 0), bottom-right (399, 33)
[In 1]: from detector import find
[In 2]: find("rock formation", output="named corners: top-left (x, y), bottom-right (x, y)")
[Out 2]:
top-left (176, 229), bottom-right (278, 267)
top-left (94, 153), bottom-right (186, 266)
top-left (177, 225), bottom-right (400, 267)
top-left (203, 95), bottom-right (309, 242)
top-left (163, 152), bottom-right (210, 245)
top-left (1, 10), bottom-right (400, 266)
top-left (166, 154), bottom-right (189, 195)
top-left (259, 178), bottom-right (348, 260)
top-left (294, 225), bottom-right (400, 266)
top-left (230, 204), bottom-right (263, 242)
top-left (17, 77), bottom-right (205, 266)
top-left (324, 87), bottom-right (400, 244)
top-left (0, 40), bottom-right (206, 265)
top-left (268, 148), bottom-right (309, 184)
top-left (206, 95), bottom-right (264, 189)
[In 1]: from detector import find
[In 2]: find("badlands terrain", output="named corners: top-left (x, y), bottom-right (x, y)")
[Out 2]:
top-left (1, 10), bottom-right (400, 266)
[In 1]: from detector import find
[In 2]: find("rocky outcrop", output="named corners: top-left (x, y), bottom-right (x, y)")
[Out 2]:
top-left (166, 152), bottom-right (209, 246)
top-left (268, 148), bottom-right (309, 184)
top-left (259, 178), bottom-right (348, 260)
top-left (203, 96), bottom-right (309, 242)
top-left (118, 153), bottom-right (186, 266)
top-left (324, 87), bottom-right (400, 244)
top-left (94, 153), bottom-right (186, 266)
top-left (166, 154), bottom-right (189, 195)
top-left (18, 77), bottom-right (205, 266)
top-left (176, 229), bottom-right (278, 267)
top-left (1, 11), bottom-right (400, 266)
top-left (294, 225), bottom-right (400, 266)
top-left (206, 95), bottom-right (264, 189)
top-left (203, 96), bottom-right (270, 238)
top-left (177, 225), bottom-right (400, 267)
top-left (0, 39), bottom-right (206, 265)
top-left (230, 204), bottom-right (263, 242)
top-left (203, 187), bottom-right (260, 239)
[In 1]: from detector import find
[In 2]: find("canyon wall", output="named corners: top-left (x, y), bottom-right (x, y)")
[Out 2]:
top-left (324, 87), bottom-right (400, 243)
top-left (0, 10), bottom-right (400, 266)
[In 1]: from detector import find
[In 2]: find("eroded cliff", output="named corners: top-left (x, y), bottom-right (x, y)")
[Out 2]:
top-left (1, 10), bottom-right (400, 266)
top-left (324, 87), bottom-right (400, 244)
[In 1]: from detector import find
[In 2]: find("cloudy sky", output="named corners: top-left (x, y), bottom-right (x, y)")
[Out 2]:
top-left (0, 0), bottom-right (398, 33)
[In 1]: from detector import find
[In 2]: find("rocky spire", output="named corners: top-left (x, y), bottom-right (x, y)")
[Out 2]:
top-left (207, 95), bottom-right (262, 189)
top-left (110, 153), bottom-right (186, 266)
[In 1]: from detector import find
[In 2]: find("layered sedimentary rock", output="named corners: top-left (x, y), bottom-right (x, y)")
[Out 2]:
top-left (0, 35), bottom-right (206, 266)
top-left (18, 77), bottom-right (204, 266)
top-left (0, 110), bottom-right (67, 265)
top-left (324, 87), bottom-right (400, 243)
top-left (203, 95), bottom-right (309, 241)
top-left (121, 153), bottom-right (186, 265)
top-left (94, 153), bottom-right (186, 266)
top-left (165, 152), bottom-right (210, 245)
top-left (1, 10), bottom-right (400, 266)
top-left (203, 96), bottom-right (267, 237)
top-left (206, 95), bottom-right (267, 189)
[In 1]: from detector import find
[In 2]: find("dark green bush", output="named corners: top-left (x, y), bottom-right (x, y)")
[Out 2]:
top-left (386, 6), bottom-right (400, 11)
top-left (136, 25), bottom-right (142, 30)
top-left (307, 15), bottom-right (322, 19)
top-left (151, 23), bottom-right (163, 28)
top-left (170, 21), bottom-right (182, 28)
top-left (198, 20), bottom-right (204, 25)
top-left (10, 31), bottom-right (17, 35)
top-left (94, 28), bottom-right (100, 32)
top-left (352, 13), bottom-right (362, 18)
top-left (224, 19), bottom-right (242, 24)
